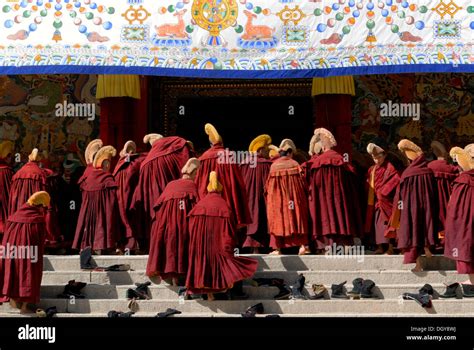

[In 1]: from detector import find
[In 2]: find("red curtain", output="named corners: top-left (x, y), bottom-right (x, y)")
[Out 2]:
top-left (312, 94), bottom-right (353, 159)
top-left (99, 77), bottom-right (149, 153)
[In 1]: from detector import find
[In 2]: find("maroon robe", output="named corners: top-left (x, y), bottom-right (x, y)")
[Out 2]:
top-left (0, 160), bottom-right (13, 234)
top-left (8, 162), bottom-right (47, 215)
top-left (131, 137), bottom-right (190, 240)
top-left (390, 155), bottom-right (439, 263)
top-left (240, 157), bottom-right (272, 248)
top-left (427, 159), bottom-right (459, 232)
top-left (185, 192), bottom-right (257, 294)
top-left (308, 150), bottom-right (362, 248)
top-left (265, 156), bottom-right (309, 249)
top-left (113, 153), bottom-right (146, 250)
top-left (444, 169), bottom-right (474, 273)
top-left (146, 178), bottom-right (198, 279)
top-left (364, 160), bottom-right (400, 244)
top-left (195, 144), bottom-right (251, 230)
top-left (73, 168), bottom-right (119, 251)
top-left (0, 204), bottom-right (47, 304)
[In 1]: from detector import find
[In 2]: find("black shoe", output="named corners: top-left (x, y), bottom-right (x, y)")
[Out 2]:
top-left (402, 293), bottom-right (432, 308)
top-left (45, 306), bottom-right (58, 318)
top-left (361, 279), bottom-right (376, 298)
top-left (347, 278), bottom-right (364, 297)
top-left (331, 281), bottom-right (349, 299)
top-left (418, 284), bottom-right (434, 296)
top-left (80, 247), bottom-right (95, 269)
top-left (57, 280), bottom-right (87, 299)
top-left (439, 283), bottom-right (460, 298)
top-left (156, 308), bottom-right (182, 318)
top-left (126, 282), bottom-right (151, 300)
top-left (461, 284), bottom-right (474, 298)
top-left (291, 274), bottom-right (307, 300)
top-left (241, 303), bottom-right (264, 318)
top-left (107, 310), bottom-right (135, 318)
top-left (273, 285), bottom-right (291, 300)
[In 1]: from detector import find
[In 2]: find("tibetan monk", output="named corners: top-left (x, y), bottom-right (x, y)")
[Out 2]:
top-left (80, 139), bottom-right (103, 182)
top-left (195, 123), bottom-right (251, 234)
top-left (307, 128), bottom-right (362, 251)
top-left (186, 171), bottom-right (257, 299)
top-left (265, 139), bottom-right (309, 255)
top-left (428, 141), bottom-right (459, 240)
top-left (8, 149), bottom-right (47, 215)
top-left (0, 191), bottom-right (50, 313)
top-left (240, 135), bottom-right (272, 252)
top-left (0, 141), bottom-right (14, 235)
top-left (364, 143), bottom-right (400, 254)
top-left (73, 146), bottom-right (119, 253)
top-left (444, 147), bottom-right (474, 284)
top-left (147, 158), bottom-right (200, 284)
top-left (131, 134), bottom-right (191, 243)
top-left (113, 141), bottom-right (146, 252)
top-left (389, 139), bottom-right (439, 271)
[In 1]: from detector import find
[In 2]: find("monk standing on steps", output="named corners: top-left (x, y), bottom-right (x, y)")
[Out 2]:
top-left (73, 146), bottom-right (119, 254)
top-left (147, 158), bottom-right (201, 286)
top-left (364, 143), bottom-right (400, 255)
top-left (306, 128), bottom-right (362, 252)
top-left (265, 139), bottom-right (309, 255)
top-left (388, 139), bottom-right (439, 272)
top-left (194, 123), bottom-right (251, 243)
top-left (0, 141), bottom-right (14, 236)
top-left (444, 147), bottom-right (474, 286)
top-left (240, 135), bottom-right (273, 253)
top-left (113, 141), bottom-right (147, 253)
top-left (0, 191), bottom-right (50, 313)
top-left (186, 171), bottom-right (257, 300)
top-left (427, 141), bottom-right (459, 246)
top-left (131, 134), bottom-right (192, 248)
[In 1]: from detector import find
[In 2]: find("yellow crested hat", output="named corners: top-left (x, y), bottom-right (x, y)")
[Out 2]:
top-left (207, 171), bottom-right (223, 193)
top-left (205, 123), bottom-right (222, 145)
top-left (93, 146), bottom-right (117, 168)
top-left (464, 143), bottom-right (474, 159)
top-left (85, 139), bottom-right (103, 165)
top-left (119, 140), bottom-right (137, 158)
top-left (181, 157), bottom-right (200, 175)
top-left (309, 135), bottom-right (322, 156)
top-left (249, 134), bottom-right (272, 153)
top-left (143, 133), bottom-right (163, 146)
top-left (367, 143), bottom-right (385, 156)
top-left (450, 147), bottom-right (474, 171)
top-left (28, 148), bottom-right (41, 162)
top-left (0, 140), bottom-right (14, 159)
top-left (268, 145), bottom-right (279, 158)
top-left (27, 191), bottom-right (50, 207)
top-left (398, 139), bottom-right (423, 161)
top-left (279, 139), bottom-right (296, 152)
top-left (314, 128), bottom-right (337, 149)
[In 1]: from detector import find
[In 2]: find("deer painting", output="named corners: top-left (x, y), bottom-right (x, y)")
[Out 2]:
top-left (155, 9), bottom-right (188, 38)
top-left (242, 10), bottom-right (275, 40)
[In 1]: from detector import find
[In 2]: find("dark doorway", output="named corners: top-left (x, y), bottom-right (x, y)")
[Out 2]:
top-left (175, 96), bottom-right (313, 154)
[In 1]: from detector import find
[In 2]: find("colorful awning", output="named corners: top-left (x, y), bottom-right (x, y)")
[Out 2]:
top-left (0, 0), bottom-right (473, 78)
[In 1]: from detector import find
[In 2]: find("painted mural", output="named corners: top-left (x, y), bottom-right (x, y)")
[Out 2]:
top-left (352, 73), bottom-right (474, 166)
top-left (0, 74), bottom-right (99, 171)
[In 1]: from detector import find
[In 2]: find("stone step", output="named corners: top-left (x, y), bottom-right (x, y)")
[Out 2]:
top-left (0, 312), bottom-right (471, 318)
top-left (39, 284), bottom-right (459, 300)
top-left (40, 270), bottom-right (467, 286)
top-left (2, 299), bottom-right (473, 315)
top-left (0, 312), bottom-right (472, 318)
top-left (42, 255), bottom-right (456, 272)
